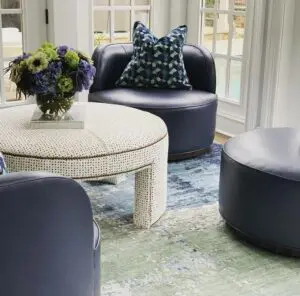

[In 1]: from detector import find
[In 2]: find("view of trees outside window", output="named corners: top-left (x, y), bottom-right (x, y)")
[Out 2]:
top-left (200, 0), bottom-right (246, 102)
top-left (93, 0), bottom-right (151, 47)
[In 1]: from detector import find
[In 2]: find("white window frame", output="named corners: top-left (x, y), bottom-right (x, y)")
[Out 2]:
top-left (187, 0), bottom-right (267, 136)
top-left (0, 0), bottom-right (47, 107)
top-left (92, 0), bottom-right (153, 46)
top-left (0, 2), bottom-right (24, 106)
top-left (198, 0), bottom-right (247, 106)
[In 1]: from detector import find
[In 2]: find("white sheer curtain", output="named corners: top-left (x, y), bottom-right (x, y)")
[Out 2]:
top-left (245, 0), bottom-right (296, 130)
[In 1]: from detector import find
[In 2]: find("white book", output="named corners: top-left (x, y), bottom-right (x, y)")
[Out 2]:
top-left (30, 104), bottom-right (86, 129)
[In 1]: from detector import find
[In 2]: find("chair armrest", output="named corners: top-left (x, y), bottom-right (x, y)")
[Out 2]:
top-left (0, 171), bottom-right (89, 199)
top-left (0, 171), bottom-right (62, 187)
top-left (0, 171), bottom-right (96, 296)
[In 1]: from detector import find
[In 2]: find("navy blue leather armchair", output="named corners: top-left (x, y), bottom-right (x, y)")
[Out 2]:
top-left (0, 172), bottom-right (100, 296)
top-left (89, 43), bottom-right (218, 160)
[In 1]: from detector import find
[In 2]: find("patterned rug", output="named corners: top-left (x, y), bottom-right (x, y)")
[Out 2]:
top-left (80, 144), bottom-right (300, 295)
top-left (81, 143), bottom-right (221, 221)
top-left (99, 204), bottom-right (300, 296)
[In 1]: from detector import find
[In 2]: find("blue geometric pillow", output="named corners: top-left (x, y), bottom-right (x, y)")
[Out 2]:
top-left (0, 152), bottom-right (8, 175)
top-left (116, 21), bottom-right (192, 90)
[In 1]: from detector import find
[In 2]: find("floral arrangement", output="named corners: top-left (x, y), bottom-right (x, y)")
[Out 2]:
top-left (5, 42), bottom-right (96, 116)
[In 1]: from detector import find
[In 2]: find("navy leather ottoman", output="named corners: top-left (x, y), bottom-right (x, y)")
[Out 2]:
top-left (219, 128), bottom-right (300, 256)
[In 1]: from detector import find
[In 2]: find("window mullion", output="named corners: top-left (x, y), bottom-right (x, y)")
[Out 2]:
top-left (149, 0), bottom-right (153, 29)
top-left (110, 10), bottom-right (115, 43)
top-left (198, 8), bottom-right (244, 15)
top-left (0, 12), bottom-right (5, 105)
top-left (225, 0), bottom-right (234, 98)
top-left (212, 3), bottom-right (217, 53)
top-left (199, 6), bottom-right (204, 45)
top-left (130, 0), bottom-right (134, 39)
top-left (93, 5), bottom-right (150, 11)
top-left (0, 8), bottom-right (22, 14)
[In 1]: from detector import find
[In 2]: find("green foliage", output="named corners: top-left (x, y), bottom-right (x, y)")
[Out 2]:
top-left (10, 61), bottom-right (26, 83)
top-left (64, 50), bottom-right (80, 69)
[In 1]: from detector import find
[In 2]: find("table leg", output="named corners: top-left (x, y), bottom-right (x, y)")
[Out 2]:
top-left (134, 142), bottom-right (168, 228)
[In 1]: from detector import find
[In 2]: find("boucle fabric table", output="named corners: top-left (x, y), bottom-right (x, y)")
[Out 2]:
top-left (0, 102), bottom-right (169, 228)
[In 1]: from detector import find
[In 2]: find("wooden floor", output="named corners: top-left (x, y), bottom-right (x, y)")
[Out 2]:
top-left (214, 132), bottom-right (230, 145)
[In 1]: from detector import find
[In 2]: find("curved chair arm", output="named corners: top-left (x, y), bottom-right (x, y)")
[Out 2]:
top-left (0, 172), bottom-right (100, 296)
top-left (90, 43), bottom-right (216, 93)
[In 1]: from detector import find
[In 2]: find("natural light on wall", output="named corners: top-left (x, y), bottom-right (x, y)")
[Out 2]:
top-left (93, 0), bottom-right (151, 47)
top-left (0, 0), bottom-right (23, 103)
top-left (199, 0), bottom-right (246, 103)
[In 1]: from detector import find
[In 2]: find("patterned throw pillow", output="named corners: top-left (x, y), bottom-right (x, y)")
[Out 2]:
top-left (116, 21), bottom-right (192, 90)
top-left (0, 152), bottom-right (8, 175)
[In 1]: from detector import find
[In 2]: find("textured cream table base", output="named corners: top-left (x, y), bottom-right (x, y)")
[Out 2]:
top-left (0, 103), bottom-right (168, 228)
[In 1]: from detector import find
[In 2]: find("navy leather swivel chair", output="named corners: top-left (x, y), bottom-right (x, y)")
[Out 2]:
top-left (89, 43), bottom-right (218, 160)
top-left (0, 172), bottom-right (100, 296)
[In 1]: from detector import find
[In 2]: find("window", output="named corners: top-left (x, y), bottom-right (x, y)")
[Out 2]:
top-left (200, 0), bottom-right (247, 103)
top-left (0, 0), bottom-right (24, 103)
top-left (93, 0), bottom-right (152, 48)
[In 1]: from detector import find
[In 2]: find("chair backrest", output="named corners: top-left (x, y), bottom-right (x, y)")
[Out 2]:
top-left (90, 43), bottom-right (216, 93)
top-left (0, 173), bottom-right (94, 296)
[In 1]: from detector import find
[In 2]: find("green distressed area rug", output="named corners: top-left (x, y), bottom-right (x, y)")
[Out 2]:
top-left (98, 203), bottom-right (300, 296)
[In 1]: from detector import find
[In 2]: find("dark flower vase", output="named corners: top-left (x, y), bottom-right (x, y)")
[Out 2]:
top-left (36, 94), bottom-right (74, 119)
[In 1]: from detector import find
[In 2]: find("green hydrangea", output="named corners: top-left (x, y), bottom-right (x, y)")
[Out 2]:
top-left (57, 76), bottom-right (73, 93)
top-left (38, 47), bottom-right (59, 61)
top-left (41, 42), bottom-right (56, 50)
top-left (64, 50), bottom-right (80, 69)
top-left (26, 52), bottom-right (49, 73)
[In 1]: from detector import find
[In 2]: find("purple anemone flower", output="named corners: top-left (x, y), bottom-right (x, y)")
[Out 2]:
top-left (57, 45), bottom-right (69, 57)
top-left (13, 53), bottom-right (31, 64)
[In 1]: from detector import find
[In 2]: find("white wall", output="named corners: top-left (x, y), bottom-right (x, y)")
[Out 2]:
top-left (47, 0), bottom-right (93, 102)
top-left (47, 0), bottom-right (92, 53)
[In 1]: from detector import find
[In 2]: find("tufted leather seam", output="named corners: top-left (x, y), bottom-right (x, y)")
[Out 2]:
top-left (136, 100), bottom-right (217, 111)
top-left (90, 97), bottom-right (217, 111)
top-left (92, 45), bottom-right (106, 91)
top-left (120, 43), bottom-right (131, 59)
top-left (188, 44), bottom-right (216, 93)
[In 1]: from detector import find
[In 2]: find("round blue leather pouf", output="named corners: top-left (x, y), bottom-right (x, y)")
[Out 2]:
top-left (219, 127), bottom-right (300, 256)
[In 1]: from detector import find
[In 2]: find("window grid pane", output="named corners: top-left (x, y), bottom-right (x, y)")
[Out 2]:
top-left (94, 10), bottom-right (111, 46)
top-left (93, 0), bottom-right (151, 48)
top-left (199, 0), bottom-right (246, 102)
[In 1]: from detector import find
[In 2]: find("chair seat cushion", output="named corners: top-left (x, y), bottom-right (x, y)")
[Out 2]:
top-left (89, 88), bottom-right (217, 110)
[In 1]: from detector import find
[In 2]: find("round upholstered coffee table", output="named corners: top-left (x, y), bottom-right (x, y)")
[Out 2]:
top-left (0, 102), bottom-right (168, 228)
